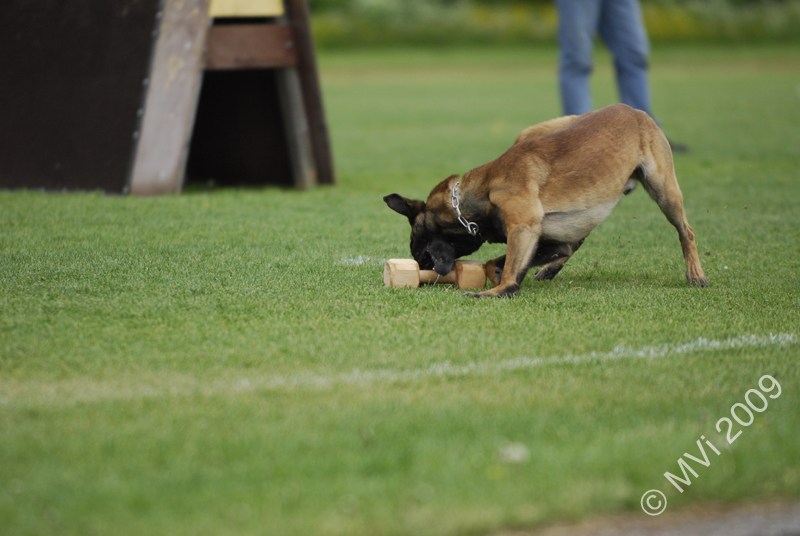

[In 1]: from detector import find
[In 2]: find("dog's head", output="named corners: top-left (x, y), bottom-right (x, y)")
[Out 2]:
top-left (383, 177), bottom-right (483, 276)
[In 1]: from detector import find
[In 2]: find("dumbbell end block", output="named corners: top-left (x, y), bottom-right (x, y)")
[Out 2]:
top-left (455, 260), bottom-right (487, 289)
top-left (384, 259), bottom-right (421, 288)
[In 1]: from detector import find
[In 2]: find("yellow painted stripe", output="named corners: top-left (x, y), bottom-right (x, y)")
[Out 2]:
top-left (208, 0), bottom-right (284, 17)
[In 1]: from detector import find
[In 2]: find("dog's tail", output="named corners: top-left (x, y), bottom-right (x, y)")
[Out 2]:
top-left (514, 115), bottom-right (580, 145)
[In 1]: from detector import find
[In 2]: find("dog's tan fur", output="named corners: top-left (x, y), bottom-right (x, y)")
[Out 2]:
top-left (389, 104), bottom-right (708, 297)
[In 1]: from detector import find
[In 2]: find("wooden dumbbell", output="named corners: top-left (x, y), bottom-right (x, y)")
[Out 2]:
top-left (383, 259), bottom-right (487, 289)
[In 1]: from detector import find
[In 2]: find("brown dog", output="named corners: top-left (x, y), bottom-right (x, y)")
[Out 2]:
top-left (384, 104), bottom-right (708, 298)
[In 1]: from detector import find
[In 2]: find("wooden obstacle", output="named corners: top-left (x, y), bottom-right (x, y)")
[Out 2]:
top-left (0, 0), bottom-right (334, 194)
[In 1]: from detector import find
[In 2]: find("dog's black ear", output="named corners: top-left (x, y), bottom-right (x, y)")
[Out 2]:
top-left (383, 194), bottom-right (424, 222)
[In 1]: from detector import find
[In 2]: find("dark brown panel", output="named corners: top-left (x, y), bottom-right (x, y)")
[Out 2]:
top-left (186, 70), bottom-right (294, 187)
top-left (205, 24), bottom-right (298, 70)
top-left (284, 0), bottom-right (336, 185)
top-left (0, 0), bottom-right (162, 192)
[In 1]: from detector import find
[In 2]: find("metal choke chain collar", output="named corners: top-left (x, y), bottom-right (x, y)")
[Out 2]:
top-left (451, 182), bottom-right (479, 236)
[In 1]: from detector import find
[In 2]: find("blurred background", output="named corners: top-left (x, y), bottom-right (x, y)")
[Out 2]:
top-left (307, 0), bottom-right (800, 47)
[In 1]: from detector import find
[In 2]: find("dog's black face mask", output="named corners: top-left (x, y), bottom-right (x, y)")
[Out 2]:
top-left (384, 193), bottom-right (483, 276)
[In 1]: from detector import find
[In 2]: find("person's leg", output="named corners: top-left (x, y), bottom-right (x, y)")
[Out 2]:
top-left (598, 0), bottom-right (653, 117)
top-left (557, 0), bottom-right (602, 116)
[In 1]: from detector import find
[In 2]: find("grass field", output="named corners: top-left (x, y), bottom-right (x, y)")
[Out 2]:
top-left (1, 44), bottom-right (799, 535)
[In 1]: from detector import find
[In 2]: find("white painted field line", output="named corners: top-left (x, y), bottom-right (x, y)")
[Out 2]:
top-left (2, 334), bottom-right (794, 405)
top-left (336, 255), bottom-right (385, 266)
top-left (255, 333), bottom-right (796, 391)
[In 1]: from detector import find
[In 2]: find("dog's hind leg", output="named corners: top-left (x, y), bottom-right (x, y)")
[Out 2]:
top-left (639, 134), bottom-right (709, 287)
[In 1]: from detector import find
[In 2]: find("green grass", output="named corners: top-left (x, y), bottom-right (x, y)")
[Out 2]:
top-left (1, 44), bottom-right (799, 535)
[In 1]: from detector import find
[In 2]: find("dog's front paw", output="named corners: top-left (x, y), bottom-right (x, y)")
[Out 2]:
top-left (484, 259), bottom-right (503, 287)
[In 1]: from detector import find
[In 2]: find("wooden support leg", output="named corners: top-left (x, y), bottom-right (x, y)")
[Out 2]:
top-left (129, 0), bottom-right (210, 195)
top-left (276, 67), bottom-right (317, 189)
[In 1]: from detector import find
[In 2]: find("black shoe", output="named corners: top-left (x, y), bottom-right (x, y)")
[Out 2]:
top-left (668, 139), bottom-right (689, 153)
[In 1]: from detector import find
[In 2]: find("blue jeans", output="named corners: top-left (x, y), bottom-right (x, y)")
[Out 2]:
top-left (556, 0), bottom-right (652, 117)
